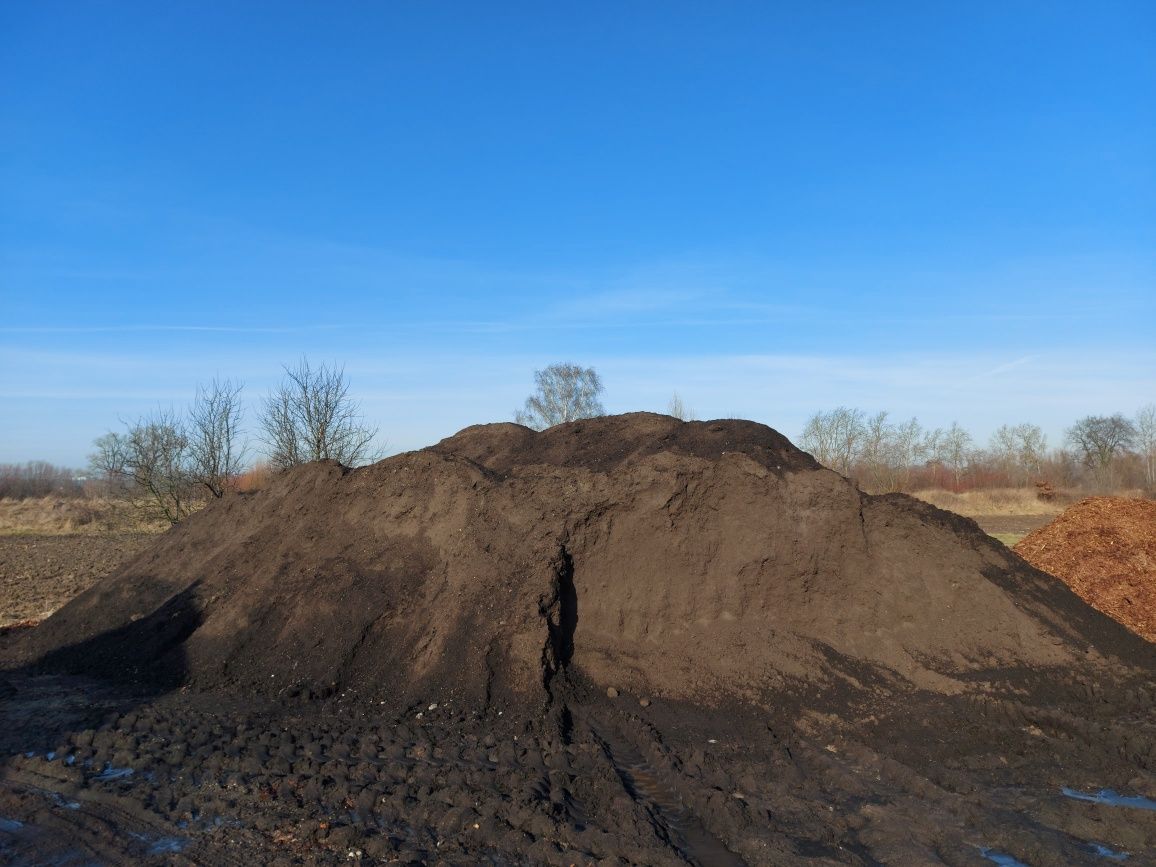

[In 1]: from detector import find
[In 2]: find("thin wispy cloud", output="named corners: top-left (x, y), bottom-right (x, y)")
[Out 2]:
top-left (0, 325), bottom-right (326, 334)
top-left (970, 355), bottom-right (1040, 381)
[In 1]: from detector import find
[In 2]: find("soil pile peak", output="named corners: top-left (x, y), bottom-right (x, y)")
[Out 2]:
top-left (1014, 496), bottom-right (1156, 641)
top-left (7, 414), bottom-right (1151, 710)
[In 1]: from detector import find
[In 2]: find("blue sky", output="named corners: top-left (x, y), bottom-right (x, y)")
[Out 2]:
top-left (2, 1), bottom-right (1153, 466)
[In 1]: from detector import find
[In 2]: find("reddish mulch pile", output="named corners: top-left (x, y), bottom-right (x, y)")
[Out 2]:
top-left (1015, 496), bottom-right (1156, 642)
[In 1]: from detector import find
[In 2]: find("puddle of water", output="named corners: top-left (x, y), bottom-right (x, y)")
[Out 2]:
top-left (127, 829), bottom-right (187, 854)
top-left (47, 792), bottom-right (81, 810)
top-left (1086, 842), bottom-right (1129, 861)
top-left (148, 837), bottom-right (186, 854)
top-left (1062, 787), bottom-right (1156, 812)
top-left (93, 764), bottom-right (134, 781)
top-left (979, 848), bottom-right (1029, 867)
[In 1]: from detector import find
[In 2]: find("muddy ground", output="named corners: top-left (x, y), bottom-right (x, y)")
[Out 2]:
top-left (0, 534), bottom-right (152, 628)
top-left (1, 665), bottom-right (1154, 865)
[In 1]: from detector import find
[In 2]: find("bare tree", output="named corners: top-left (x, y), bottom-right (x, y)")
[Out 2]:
top-left (847, 411), bottom-right (940, 492)
top-left (188, 377), bottom-right (246, 498)
top-left (1066, 414), bottom-right (1137, 472)
top-left (891, 416), bottom-right (939, 491)
top-left (989, 423), bottom-right (1048, 484)
top-left (515, 362), bottom-right (605, 430)
top-left (937, 422), bottom-right (973, 488)
top-left (260, 358), bottom-right (380, 470)
top-left (89, 432), bottom-right (130, 495)
top-left (1136, 403), bottom-right (1156, 488)
top-left (0, 461), bottom-right (82, 499)
top-left (90, 409), bottom-right (194, 524)
top-left (667, 393), bottom-right (696, 421)
top-left (858, 411), bottom-right (897, 491)
top-left (800, 406), bottom-right (866, 476)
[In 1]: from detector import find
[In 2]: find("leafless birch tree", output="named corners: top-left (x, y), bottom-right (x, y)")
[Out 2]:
top-left (515, 363), bottom-right (605, 430)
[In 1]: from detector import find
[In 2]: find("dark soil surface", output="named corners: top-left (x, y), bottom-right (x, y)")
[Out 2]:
top-left (0, 534), bottom-right (152, 627)
top-left (2, 414), bottom-right (1155, 865)
top-left (1, 669), bottom-right (1154, 865)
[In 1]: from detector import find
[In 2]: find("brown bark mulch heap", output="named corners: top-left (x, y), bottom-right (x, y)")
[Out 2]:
top-left (1014, 496), bottom-right (1156, 642)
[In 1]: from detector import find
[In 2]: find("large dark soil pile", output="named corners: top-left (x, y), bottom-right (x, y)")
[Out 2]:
top-left (7, 414), bottom-right (1151, 710)
top-left (1015, 496), bottom-right (1156, 642)
top-left (6, 416), bottom-right (1156, 865)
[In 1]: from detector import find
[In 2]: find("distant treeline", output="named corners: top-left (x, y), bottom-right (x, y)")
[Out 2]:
top-left (3, 358), bottom-right (1153, 510)
top-left (0, 461), bottom-right (85, 499)
top-left (800, 405), bottom-right (1156, 494)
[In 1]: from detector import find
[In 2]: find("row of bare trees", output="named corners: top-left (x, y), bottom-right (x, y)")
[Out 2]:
top-left (12, 354), bottom-right (1150, 520)
top-left (89, 359), bottom-right (380, 524)
top-left (0, 462), bottom-right (84, 499)
top-left (90, 383), bottom-right (246, 524)
top-left (799, 405), bottom-right (1156, 493)
top-left (87, 358), bottom-right (610, 522)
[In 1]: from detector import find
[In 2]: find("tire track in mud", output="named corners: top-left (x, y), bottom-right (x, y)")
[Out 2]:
top-left (585, 714), bottom-right (747, 867)
top-left (0, 763), bottom-right (199, 866)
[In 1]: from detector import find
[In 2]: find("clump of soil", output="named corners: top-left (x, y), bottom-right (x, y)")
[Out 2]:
top-left (1014, 496), bottom-right (1156, 642)
top-left (8, 414), bottom-right (1150, 711)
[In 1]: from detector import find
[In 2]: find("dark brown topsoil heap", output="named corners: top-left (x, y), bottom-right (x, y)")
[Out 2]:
top-left (1015, 496), bottom-right (1156, 642)
top-left (7, 414), bottom-right (1151, 710)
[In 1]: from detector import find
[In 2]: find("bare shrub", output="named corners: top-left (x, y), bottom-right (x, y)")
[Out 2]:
top-left (90, 409), bottom-right (196, 525)
top-left (188, 377), bottom-right (246, 498)
top-left (260, 358), bottom-right (380, 470)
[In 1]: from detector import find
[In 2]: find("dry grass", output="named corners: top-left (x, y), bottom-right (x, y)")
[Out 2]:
top-left (910, 488), bottom-right (1069, 517)
top-left (989, 532), bottom-right (1027, 547)
top-left (0, 497), bottom-right (169, 536)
